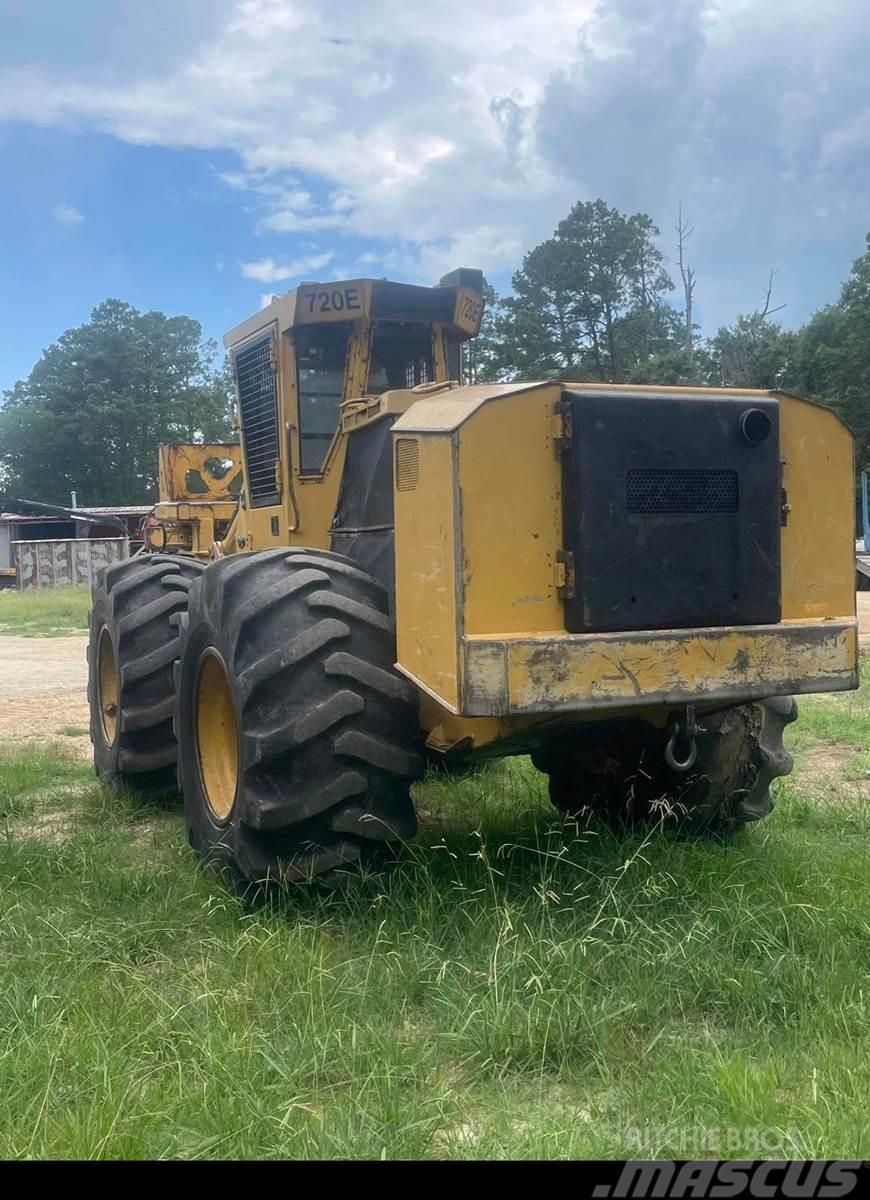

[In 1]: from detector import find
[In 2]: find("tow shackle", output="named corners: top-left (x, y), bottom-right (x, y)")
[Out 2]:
top-left (665, 704), bottom-right (700, 773)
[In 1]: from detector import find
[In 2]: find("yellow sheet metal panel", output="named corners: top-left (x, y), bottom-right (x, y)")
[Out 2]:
top-left (458, 384), bottom-right (564, 636)
top-left (417, 690), bottom-right (672, 755)
top-left (418, 689), bottom-right (557, 753)
top-left (778, 392), bottom-right (856, 620)
top-left (157, 444), bottom-right (242, 503)
top-left (223, 296), bottom-right (296, 350)
top-left (391, 381), bottom-right (546, 433)
top-left (461, 619), bottom-right (857, 716)
top-left (393, 381), bottom-right (774, 436)
top-left (394, 433), bottom-right (460, 711)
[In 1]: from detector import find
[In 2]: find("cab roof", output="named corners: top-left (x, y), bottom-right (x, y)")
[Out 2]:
top-left (224, 269), bottom-right (484, 350)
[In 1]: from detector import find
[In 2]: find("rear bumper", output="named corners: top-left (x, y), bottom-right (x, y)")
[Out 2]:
top-left (417, 618), bottom-right (859, 717)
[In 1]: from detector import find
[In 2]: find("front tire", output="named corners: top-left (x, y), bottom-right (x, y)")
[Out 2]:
top-left (176, 548), bottom-right (422, 887)
top-left (88, 554), bottom-right (206, 789)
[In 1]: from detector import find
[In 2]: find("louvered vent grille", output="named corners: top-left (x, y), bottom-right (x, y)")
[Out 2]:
top-left (395, 438), bottom-right (419, 491)
top-left (234, 336), bottom-right (280, 507)
top-left (627, 469), bottom-right (738, 515)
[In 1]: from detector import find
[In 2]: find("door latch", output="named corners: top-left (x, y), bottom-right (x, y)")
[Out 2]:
top-left (553, 399), bottom-right (573, 455)
top-left (556, 550), bottom-right (576, 600)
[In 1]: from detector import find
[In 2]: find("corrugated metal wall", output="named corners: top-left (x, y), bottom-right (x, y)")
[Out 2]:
top-left (13, 538), bottom-right (129, 589)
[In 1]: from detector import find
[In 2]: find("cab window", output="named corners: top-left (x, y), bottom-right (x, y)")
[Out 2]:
top-left (295, 323), bottom-right (351, 473)
top-left (367, 322), bottom-right (434, 394)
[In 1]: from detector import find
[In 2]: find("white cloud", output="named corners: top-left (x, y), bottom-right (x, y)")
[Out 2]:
top-left (51, 202), bottom-right (84, 226)
top-left (0, 0), bottom-right (589, 280)
top-left (240, 250), bottom-right (335, 283)
top-left (4, 0), bottom-right (870, 323)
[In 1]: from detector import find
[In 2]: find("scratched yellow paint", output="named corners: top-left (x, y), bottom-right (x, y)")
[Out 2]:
top-left (157, 443), bottom-right (242, 502)
top-left (499, 621), bottom-right (857, 714)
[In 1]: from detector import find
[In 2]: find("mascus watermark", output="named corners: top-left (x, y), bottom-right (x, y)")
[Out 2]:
top-left (592, 1160), bottom-right (863, 1199)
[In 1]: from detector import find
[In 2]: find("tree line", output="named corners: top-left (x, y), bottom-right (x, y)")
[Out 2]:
top-left (465, 198), bottom-right (870, 470)
top-left (0, 300), bottom-right (234, 506)
top-left (2, 198), bottom-right (869, 506)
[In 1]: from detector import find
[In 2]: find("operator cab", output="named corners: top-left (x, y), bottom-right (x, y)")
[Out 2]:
top-left (223, 269), bottom-right (483, 511)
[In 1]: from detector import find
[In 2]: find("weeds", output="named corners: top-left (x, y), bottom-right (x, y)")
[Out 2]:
top-left (0, 688), bottom-right (866, 1159)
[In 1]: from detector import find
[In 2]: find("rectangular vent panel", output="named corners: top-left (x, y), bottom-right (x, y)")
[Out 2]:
top-left (234, 335), bottom-right (281, 507)
top-left (626, 468), bottom-right (738, 515)
top-left (395, 438), bottom-right (419, 491)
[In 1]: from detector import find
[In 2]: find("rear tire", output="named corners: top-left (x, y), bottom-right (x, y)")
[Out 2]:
top-left (88, 554), bottom-right (206, 789)
top-left (176, 548), bottom-right (422, 887)
top-left (535, 697), bottom-right (797, 836)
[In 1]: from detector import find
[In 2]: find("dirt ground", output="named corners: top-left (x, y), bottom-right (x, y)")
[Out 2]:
top-left (3, 598), bottom-right (870, 759)
top-left (0, 634), bottom-right (91, 756)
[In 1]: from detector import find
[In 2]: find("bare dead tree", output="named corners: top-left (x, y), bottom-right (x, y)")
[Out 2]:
top-left (676, 203), bottom-right (696, 357)
top-left (759, 268), bottom-right (787, 320)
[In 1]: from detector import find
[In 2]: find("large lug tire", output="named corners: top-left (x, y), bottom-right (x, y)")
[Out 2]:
top-left (88, 554), bottom-right (206, 788)
top-left (176, 547), bottom-right (422, 888)
top-left (534, 697), bottom-right (798, 836)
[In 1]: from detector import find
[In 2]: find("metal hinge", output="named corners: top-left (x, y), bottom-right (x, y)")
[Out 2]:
top-left (780, 459), bottom-right (790, 527)
top-left (556, 550), bottom-right (576, 600)
top-left (553, 399), bottom-right (573, 455)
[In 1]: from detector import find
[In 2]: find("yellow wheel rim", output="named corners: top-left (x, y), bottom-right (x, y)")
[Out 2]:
top-left (97, 625), bottom-right (119, 745)
top-left (195, 649), bottom-right (239, 822)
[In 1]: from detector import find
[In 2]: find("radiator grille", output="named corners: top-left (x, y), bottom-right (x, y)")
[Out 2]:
top-left (234, 336), bottom-right (280, 507)
top-left (395, 438), bottom-right (419, 491)
top-left (626, 469), bottom-right (738, 515)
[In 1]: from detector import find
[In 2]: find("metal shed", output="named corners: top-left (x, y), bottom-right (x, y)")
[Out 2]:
top-left (13, 536), bottom-right (129, 589)
top-left (0, 507), bottom-right (150, 589)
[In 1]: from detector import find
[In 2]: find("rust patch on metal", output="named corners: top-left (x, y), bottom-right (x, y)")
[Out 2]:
top-left (158, 443), bottom-right (242, 502)
top-left (461, 620), bottom-right (859, 717)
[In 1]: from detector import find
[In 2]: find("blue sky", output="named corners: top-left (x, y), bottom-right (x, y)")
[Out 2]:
top-left (1, 0), bottom-right (869, 391)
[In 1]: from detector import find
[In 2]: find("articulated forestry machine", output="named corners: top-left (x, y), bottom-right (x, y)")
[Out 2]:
top-left (87, 268), bottom-right (857, 888)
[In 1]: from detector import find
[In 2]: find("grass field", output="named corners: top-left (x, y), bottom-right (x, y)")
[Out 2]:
top-left (0, 673), bottom-right (868, 1159)
top-left (0, 584), bottom-right (91, 636)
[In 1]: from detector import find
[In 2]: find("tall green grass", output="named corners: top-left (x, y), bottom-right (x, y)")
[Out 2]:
top-left (0, 693), bottom-right (867, 1160)
top-left (0, 585), bottom-right (91, 635)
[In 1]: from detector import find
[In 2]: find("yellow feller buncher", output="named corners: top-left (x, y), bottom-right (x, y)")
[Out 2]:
top-left (87, 268), bottom-right (858, 887)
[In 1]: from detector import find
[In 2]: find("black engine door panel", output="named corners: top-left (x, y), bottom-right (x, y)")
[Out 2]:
top-left (560, 390), bottom-right (782, 633)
